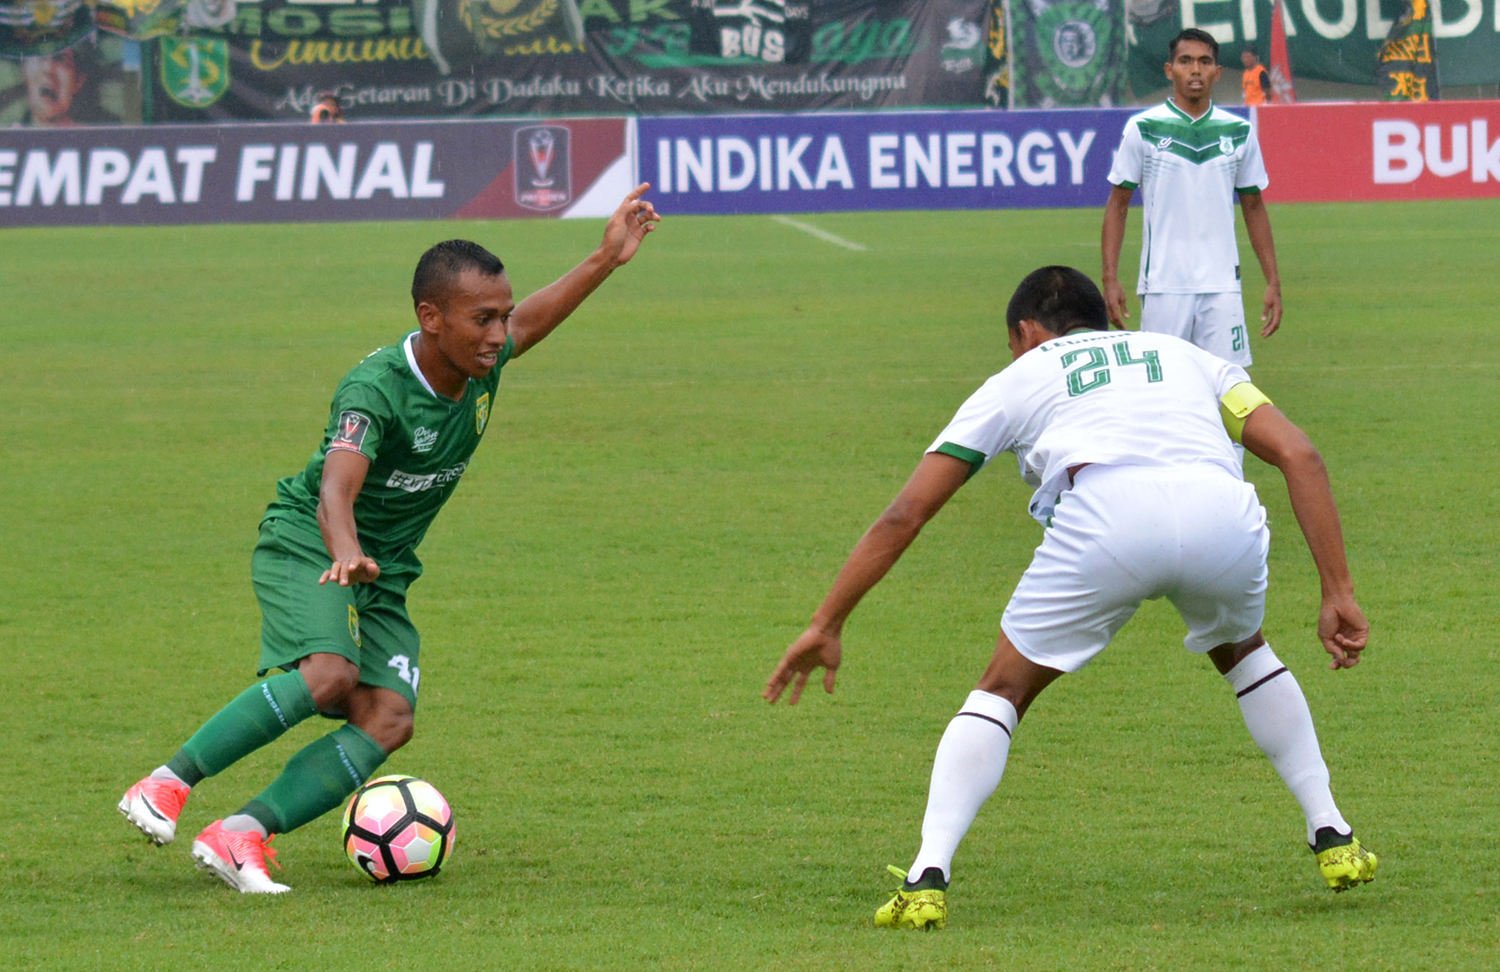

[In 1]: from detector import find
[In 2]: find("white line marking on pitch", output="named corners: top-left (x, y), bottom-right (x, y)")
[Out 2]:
top-left (771, 215), bottom-right (867, 251)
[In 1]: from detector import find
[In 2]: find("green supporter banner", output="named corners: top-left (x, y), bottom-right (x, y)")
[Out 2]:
top-left (1010, 0), bottom-right (1127, 107)
top-left (1378, 0), bottom-right (1439, 99)
top-left (1128, 0), bottom-right (1499, 89)
top-left (148, 0), bottom-right (999, 121)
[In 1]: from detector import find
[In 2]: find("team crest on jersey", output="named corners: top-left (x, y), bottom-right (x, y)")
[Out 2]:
top-left (1219, 135), bottom-right (1234, 155)
top-left (475, 393), bottom-right (491, 435)
top-left (1157, 135), bottom-right (1173, 149)
top-left (348, 606), bottom-right (362, 648)
top-left (330, 411), bottom-right (371, 454)
top-left (413, 427), bottom-right (439, 453)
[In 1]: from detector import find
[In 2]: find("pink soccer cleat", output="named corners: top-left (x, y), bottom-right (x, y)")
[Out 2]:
top-left (191, 820), bottom-right (291, 894)
top-left (118, 775), bottom-right (191, 846)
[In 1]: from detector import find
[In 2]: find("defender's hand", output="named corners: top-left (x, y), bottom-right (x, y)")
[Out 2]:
top-left (601, 183), bottom-right (660, 268)
top-left (1260, 284), bottom-right (1283, 337)
top-left (764, 627), bottom-right (843, 705)
top-left (1103, 278), bottom-right (1130, 328)
top-left (1318, 592), bottom-right (1368, 670)
top-left (321, 556), bottom-right (381, 587)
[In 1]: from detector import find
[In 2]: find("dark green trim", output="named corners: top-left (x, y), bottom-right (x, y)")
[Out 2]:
top-left (935, 442), bottom-right (986, 479)
top-left (1114, 179), bottom-right (1139, 190)
top-left (1235, 185), bottom-right (1262, 195)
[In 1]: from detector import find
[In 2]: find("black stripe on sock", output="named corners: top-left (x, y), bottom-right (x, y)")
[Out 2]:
top-left (1235, 667), bottom-right (1289, 698)
top-left (957, 711), bottom-right (1012, 738)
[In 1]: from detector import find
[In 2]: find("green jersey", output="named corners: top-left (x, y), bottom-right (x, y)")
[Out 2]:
top-left (262, 331), bottom-right (514, 576)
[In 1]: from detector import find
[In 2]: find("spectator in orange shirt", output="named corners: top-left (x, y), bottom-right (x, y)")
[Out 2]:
top-left (1241, 48), bottom-right (1269, 106)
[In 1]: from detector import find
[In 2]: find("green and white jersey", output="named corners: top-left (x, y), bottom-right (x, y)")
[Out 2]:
top-left (1107, 101), bottom-right (1269, 296)
top-left (263, 331), bottom-right (513, 576)
top-left (928, 330), bottom-right (1251, 524)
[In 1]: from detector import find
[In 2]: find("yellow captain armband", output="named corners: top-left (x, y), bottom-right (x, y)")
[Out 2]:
top-left (1219, 382), bottom-right (1273, 443)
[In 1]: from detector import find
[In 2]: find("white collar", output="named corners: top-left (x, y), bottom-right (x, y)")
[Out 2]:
top-left (403, 332), bottom-right (440, 399)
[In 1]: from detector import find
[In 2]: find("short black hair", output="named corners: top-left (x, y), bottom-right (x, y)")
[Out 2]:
top-left (1242, 46), bottom-right (1261, 60)
top-left (411, 240), bottom-right (505, 310)
top-left (1006, 266), bottom-right (1109, 337)
top-left (1168, 28), bottom-right (1219, 62)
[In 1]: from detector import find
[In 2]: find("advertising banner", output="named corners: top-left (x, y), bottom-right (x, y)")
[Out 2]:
top-left (1127, 0), bottom-right (1500, 88)
top-left (149, 0), bottom-right (996, 122)
top-left (1009, 0), bottom-right (1127, 107)
top-left (0, 115), bottom-right (629, 226)
top-left (637, 107), bottom-right (1134, 214)
top-left (1256, 100), bottom-right (1500, 202)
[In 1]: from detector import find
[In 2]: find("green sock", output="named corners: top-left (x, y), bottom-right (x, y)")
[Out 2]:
top-left (168, 670), bottom-right (318, 785)
top-left (241, 724), bottom-right (388, 834)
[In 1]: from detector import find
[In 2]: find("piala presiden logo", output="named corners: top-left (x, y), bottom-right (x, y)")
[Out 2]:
top-left (514, 125), bottom-right (571, 212)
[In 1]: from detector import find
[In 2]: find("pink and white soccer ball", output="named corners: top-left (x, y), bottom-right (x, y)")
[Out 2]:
top-left (342, 775), bottom-right (455, 882)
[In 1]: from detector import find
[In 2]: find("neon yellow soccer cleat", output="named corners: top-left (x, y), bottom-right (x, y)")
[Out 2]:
top-left (1314, 833), bottom-right (1378, 892)
top-left (874, 865), bottom-right (948, 930)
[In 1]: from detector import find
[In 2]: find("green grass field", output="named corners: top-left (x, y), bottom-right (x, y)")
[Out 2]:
top-left (2, 200), bottom-right (1497, 971)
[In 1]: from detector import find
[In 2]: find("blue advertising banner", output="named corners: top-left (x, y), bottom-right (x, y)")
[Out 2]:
top-left (638, 107), bottom-right (1134, 214)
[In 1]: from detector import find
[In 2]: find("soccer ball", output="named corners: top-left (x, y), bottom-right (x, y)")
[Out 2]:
top-left (342, 775), bottom-right (455, 883)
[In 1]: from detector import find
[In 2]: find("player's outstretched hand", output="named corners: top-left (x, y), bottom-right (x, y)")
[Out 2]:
top-left (1103, 278), bottom-right (1130, 328)
top-left (1260, 283), bottom-right (1283, 337)
top-left (1318, 592), bottom-right (1368, 670)
top-left (321, 556), bottom-right (381, 587)
top-left (764, 626), bottom-right (842, 705)
top-left (600, 183), bottom-right (660, 268)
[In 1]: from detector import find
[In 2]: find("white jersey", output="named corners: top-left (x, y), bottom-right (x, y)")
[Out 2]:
top-left (1107, 101), bottom-right (1269, 296)
top-left (927, 329), bottom-right (1250, 524)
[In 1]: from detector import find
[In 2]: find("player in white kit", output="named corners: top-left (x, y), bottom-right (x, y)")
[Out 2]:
top-left (764, 267), bottom-right (1375, 930)
top-left (1101, 28), bottom-right (1282, 369)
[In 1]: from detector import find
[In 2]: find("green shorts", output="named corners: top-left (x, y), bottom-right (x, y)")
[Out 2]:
top-left (252, 518), bottom-right (422, 711)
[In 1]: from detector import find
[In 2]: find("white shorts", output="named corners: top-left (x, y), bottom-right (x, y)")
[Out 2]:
top-left (1001, 463), bottom-right (1269, 673)
top-left (1139, 292), bottom-right (1252, 368)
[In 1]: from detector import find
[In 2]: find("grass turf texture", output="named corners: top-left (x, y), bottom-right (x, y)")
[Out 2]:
top-left (1, 200), bottom-right (1496, 971)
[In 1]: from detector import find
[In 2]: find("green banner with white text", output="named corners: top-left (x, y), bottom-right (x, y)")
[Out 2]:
top-left (1127, 0), bottom-right (1499, 89)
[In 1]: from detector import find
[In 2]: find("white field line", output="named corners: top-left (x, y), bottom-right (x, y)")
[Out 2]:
top-left (770, 215), bottom-right (867, 251)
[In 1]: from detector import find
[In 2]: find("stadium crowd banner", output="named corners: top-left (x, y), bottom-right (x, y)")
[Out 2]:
top-left (1127, 0), bottom-right (1500, 88)
top-left (637, 107), bottom-right (1135, 214)
top-left (0, 115), bottom-right (631, 226)
top-left (147, 0), bottom-right (998, 122)
top-left (1256, 100), bottom-right (1500, 202)
top-left (1377, 0), bottom-right (1439, 100)
top-left (1008, 0), bottom-right (1127, 107)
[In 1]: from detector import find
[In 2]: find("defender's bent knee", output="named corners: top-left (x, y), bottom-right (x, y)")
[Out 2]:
top-left (975, 632), bottom-right (1065, 719)
top-left (345, 686), bottom-right (414, 754)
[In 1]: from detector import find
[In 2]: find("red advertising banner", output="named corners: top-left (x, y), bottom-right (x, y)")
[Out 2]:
top-left (1258, 101), bottom-right (1500, 203)
top-left (0, 116), bottom-right (629, 227)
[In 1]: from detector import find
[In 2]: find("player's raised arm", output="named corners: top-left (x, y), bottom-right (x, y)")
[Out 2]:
top-left (764, 452), bottom-right (971, 704)
top-left (317, 448), bottom-right (381, 586)
top-left (1239, 404), bottom-right (1366, 669)
top-left (506, 184), bottom-right (660, 357)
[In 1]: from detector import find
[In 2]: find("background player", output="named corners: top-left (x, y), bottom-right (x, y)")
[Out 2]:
top-left (764, 266), bottom-right (1375, 929)
top-left (1101, 29), bottom-right (1282, 369)
top-left (119, 185), bottom-right (659, 894)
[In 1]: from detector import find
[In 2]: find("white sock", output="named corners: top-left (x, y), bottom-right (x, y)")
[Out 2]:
top-left (907, 690), bottom-right (1018, 884)
top-left (1225, 645), bottom-right (1350, 844)
top-left (222, 814), bottom-right (270, 838)
top-left (150, 765), bottom-right (189, 787)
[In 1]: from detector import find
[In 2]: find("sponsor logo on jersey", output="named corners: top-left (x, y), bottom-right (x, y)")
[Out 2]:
top-left (386, 461), bottom-right (469, 493)
top-left (329, 411), bottom-right (372, 453)
top-left (413, 426), bottom-right (439, 453)
top-left (1157, 135), bottom-right (1173, 149)
top-left (348, 606), bottom-right (362, 647)
top-left (475, 393), bottom-right (491, 435)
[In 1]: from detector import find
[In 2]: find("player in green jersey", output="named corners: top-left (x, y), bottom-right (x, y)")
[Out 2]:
top-left (118, 185), bottom-right (660, 893)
